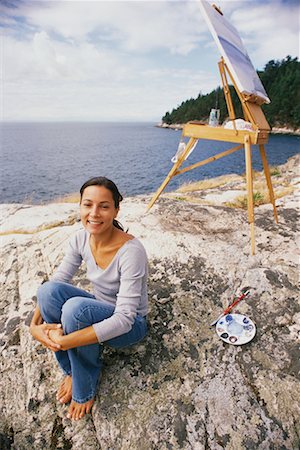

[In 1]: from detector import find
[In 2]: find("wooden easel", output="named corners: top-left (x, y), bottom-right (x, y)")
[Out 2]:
top-left (147, 58), bottom-right (278, 255)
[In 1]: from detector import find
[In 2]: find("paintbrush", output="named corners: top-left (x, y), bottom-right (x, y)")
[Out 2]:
top-left (210, 290), bottom-right (250, 326)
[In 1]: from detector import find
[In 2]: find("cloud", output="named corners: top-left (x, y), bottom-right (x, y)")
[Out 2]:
top-left (3, 42), bottom-right (218, 122)
top-left (229, 1), bottom-right (299, 65)
top-left (1, 0), bottom-right (298, 121)
top-left (5, 1), bottom-right (205, 55)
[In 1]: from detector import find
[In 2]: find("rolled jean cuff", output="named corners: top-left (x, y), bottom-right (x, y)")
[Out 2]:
top-left (72, 390), bottom-right (96, 404)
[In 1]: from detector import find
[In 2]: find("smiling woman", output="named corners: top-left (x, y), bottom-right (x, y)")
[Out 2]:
top-left (79, 177), bottom-right (125, 234)
top-left (29, 177), bottom-right (148, 421)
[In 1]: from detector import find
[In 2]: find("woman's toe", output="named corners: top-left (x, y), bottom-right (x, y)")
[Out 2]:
top-left (86, 402), bottom-right (93, 414)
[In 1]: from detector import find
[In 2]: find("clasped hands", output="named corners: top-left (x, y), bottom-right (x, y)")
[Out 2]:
top-left (30, 323), bottom-right (64, 352)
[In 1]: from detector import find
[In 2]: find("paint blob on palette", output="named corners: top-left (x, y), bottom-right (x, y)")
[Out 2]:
top-left (216, 314), bottom-right (256, 345)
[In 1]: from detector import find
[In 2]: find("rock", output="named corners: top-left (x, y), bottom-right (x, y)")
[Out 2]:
top-left (0, 203), bottom-right (79, 234)
top-left (155, 122), bottom-right (184, 130)
top-left (271, 127), bottom-right (300, 136)
top-left (0, 157), bottom-right (299, 449)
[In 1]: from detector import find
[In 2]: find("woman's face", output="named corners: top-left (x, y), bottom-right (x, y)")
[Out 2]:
top-left (80, 185), bottom-right (118, 235)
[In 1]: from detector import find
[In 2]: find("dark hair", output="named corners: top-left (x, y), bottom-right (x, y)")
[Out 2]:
top-left (80, 177), bottom-right (125, 231)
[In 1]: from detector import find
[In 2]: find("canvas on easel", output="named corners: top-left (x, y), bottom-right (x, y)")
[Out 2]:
top-left (147, 0), bottom-right (278, 255)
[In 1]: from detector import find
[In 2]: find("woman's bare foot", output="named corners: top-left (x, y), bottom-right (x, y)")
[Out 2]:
top-left (56, 376), bottom-right (72, 404)
top-left (67, 398), bottom-right (94, 421)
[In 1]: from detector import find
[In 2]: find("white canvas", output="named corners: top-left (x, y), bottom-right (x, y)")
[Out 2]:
top-left (199, 0), bottom-right (270, 104)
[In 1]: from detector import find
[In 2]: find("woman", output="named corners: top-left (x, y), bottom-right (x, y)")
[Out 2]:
top-left (30, 177), bottom-right (148, 421)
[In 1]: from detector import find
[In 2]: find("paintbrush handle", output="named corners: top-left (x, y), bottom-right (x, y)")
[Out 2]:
top-left (223, 297), bottom-right (244, 314)
top-left (223, 290), bottom-right (250, 315)
top-left (210, 290), bottom-right (250, 326)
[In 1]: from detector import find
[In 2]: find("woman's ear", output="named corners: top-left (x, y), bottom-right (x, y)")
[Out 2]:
top-left (114, 207), bottom-right (120, 219)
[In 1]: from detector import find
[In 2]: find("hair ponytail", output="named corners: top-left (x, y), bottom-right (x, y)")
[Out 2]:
top-left (113, 219), bottom-right (125, 231)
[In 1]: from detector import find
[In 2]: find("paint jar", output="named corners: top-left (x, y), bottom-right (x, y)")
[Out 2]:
top-left (171, 141), bottom-right (186, 163)
top-left (209, 109), bottom-right (220, 127)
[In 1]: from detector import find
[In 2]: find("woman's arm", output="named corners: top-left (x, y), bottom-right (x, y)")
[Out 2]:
top-left (30, 306), bottom-right (98, 352)
top-left (51, 233), bottom-right (83, 283)
top-left (92, 243), bottom-right (148, 343)
top-left (48, 243), bottom-right (148, 350)
top-left (49, 326), bottom-right (98, 351)
top-left (31, 231), bottom-right (84, 351)
top-left (29, 305), bottom-right (62, 352)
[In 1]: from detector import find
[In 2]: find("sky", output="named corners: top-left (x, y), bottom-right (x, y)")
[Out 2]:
top-left (1, 0), bottom-right (299, 122)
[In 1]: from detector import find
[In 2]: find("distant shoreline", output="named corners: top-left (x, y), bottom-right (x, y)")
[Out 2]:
top-left (156, 122), bottom-right (300, 136)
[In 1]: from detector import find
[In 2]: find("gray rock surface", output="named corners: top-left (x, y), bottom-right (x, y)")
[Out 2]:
top-left (0, 156), bottom-right (299, 449)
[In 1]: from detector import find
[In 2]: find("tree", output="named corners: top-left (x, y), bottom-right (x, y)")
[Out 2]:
top-left (162, 57), bottom-right (300, 129)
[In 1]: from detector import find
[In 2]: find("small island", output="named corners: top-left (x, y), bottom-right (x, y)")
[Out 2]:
top-left (159, 56), bottom-right (300, 135)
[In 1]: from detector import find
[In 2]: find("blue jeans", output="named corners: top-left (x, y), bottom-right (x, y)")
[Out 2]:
top-left (37, 281), bottom-right (147, 403)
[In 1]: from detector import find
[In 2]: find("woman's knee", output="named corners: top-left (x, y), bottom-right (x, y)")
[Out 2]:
top-left (61, 297), bottom-right (104, 333)
top-left (37, 281), bottom-right (58, 308)
top-left (37, 281), bottom-right (68, 317)
top-left (38, 280), bottom-right (61, 298)
top-left (61, 297), bottom-right (83, 331)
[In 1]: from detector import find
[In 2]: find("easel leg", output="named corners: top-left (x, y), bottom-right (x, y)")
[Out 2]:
top-left (259, 144), bottom-right (278, 223)
top-left (244, 135), bottom-right (255, 255)
top-left (147, 137), bottom-right (197, 211)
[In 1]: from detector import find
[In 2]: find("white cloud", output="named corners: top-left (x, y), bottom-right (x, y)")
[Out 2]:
top-left (1, 0), bottom-right (298, 121)
top-left (194, 1), bottom-right (299, 68)
top-left (230, 1), bottom-right (299, 65)
top-left (3, 47), bottom-right (218, 121)
top-left (13, 1), bottom-right (205, 55)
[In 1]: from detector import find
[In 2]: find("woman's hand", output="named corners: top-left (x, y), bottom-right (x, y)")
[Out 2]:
top-left (29, 305), bottom-right (98, 352)
top-left (48, 328), bottom-right (64, 346)
top-left (49, 326), bottom-right (98, 351)
top-left (30, 323), bottom-right (62, 352)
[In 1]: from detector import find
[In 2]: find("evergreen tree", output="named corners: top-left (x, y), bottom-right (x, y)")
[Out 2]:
top-left (162, 57), bottom-right (300, 129)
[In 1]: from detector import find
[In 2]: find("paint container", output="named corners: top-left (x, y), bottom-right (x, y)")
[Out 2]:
top-left (208, 108), bottom-right (220, 127)
top-left (216, 314), bottom-right (256, 345)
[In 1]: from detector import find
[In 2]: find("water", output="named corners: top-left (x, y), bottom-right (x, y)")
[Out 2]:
top-left (1, 122), bottom-right (299, 204)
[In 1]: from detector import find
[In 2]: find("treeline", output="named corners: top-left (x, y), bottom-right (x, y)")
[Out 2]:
top-left (162, 56), bottom-right (300, 129)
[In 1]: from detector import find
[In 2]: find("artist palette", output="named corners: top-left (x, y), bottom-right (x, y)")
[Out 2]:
top-left (216, 313), bottom-right (256, 345)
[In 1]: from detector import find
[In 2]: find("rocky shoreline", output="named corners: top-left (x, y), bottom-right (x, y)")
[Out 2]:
top-left (156, 122), bottom-right (300, 135)
top-left (0, 156), bottom-right (299, 449)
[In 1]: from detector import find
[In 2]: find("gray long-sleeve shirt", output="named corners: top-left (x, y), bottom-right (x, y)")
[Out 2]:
top-left (51, 229), bottom-right (148, 343)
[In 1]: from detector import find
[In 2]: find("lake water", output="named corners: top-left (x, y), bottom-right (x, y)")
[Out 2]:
top-left (1, 122), bottom-right (299, 204)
